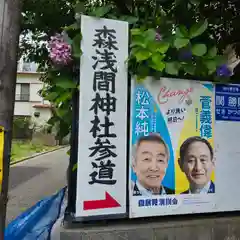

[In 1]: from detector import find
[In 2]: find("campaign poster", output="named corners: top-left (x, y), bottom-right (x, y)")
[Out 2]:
top-left (214, 84), bottom-right (240, 212)
top-left (215, 84), bottom-right (240, 121)
top-left (129, 77), bottom-right (215, 218)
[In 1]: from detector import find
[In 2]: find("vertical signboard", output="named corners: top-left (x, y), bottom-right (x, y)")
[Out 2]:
top-left (76, 15), bottom-right (129, 218)
top-left (129, 77), bottom-right (215, 218)
top-left (215, 84), bottom-right (240, 121)
top-left (214, 83), bottom-right (240, 212)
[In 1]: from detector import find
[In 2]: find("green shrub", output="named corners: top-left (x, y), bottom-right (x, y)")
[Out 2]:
top-left (12, 116), bottom-right (33, 140)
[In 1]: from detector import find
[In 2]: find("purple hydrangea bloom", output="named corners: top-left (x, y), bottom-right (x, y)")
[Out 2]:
top-left (49, 34), bottom-right (72, 65)
top-left (216, 64), bottom-right (231, 77)
top-left (155, 32), bottom-right (162, 41)
top-left (179, 49), bottom-right (192, 60)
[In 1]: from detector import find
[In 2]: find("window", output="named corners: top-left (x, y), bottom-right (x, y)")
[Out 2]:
top-left (15, 83), bottom-right (30, 101)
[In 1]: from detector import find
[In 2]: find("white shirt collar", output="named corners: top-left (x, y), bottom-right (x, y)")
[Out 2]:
top-left (136, 180), bottom-right (166, 196)
top-left (189, 181), bottom-right (211, 194)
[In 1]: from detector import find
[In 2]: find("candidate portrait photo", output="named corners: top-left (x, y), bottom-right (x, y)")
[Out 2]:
top-left (178, 136), bottom-right (215, 194)
top-left (131, 133), bottom-right (175, 196)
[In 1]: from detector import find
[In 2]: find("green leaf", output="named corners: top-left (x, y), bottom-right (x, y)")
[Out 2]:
top-left (165, 62), bottom-right (180, 75)
top-left (121, 16), bottom-right (138, 24)
top-left (130, 42), bottom-right (146, 48)
top-left (204, 60), bottom-right (217, 74)
top-left (74, 2), bottom-right (85, 14)
top-left (47, 116), bottom-right (58, 126)
top-left (136, 75), bottom-right (145, 83)
top-left (190, 0), bottom-right (200, 5)
top-left (136, 65), bottom-right (149, 82)
top-left (144, 29), bottom-right (156, 42)
top-left (187, 3), bottom-right (192, 9)
top-left (192, 44), bottom-right (207, 56)
top-left (174, 38), bottom-right (189, 49)
top-left (147, 42), bottom-right (157, 52)
top-left (149, 61), bottom-right (165, 72)
top-left (152, 71), bottom-right (163, 79)
top-left (155, 42), bottom-right (170, 54)
top-left (135, 49), bottom-right (152, 62)
top-left (129, 47), bottom-right (139, 57)
top-left (150, 53), bottom-right (166, 71)
top-left (63, 23), bottom-right (79, 31)
top-left (56, 78), bottom-right (77, 89)
top-left (176, 25), bottom-right (188, 38)
top-left (130, 35), bottom-right (146, 48)
top-left (72, 163), bottom-right (78, 171)
top-left (62, 32), bottom-right (73, 45)
top-left (131, 28), bottom-right (142, 36)
top-left (189, 20), bottom-right (208, 38)
top-left (215, 55), bottom-right (227, 65)
top-left (54, 91), bottom-right (72, 104)
top-left (93, 5), bottom-right (112, 17)
top-left (56, 108), bottom-right (69, 118)
top-left (207, 46), bottom-right (217, 58)
top-left (107, 14), bottom-right (118, 20)
top-left (44, 92), bottom-right (59, 101)
top-left (72, 33), bottom-right (82, 58)
top-left (183, 64), bottom-right (195, 75)
top-left (151, 53), bottom-right (165, 64)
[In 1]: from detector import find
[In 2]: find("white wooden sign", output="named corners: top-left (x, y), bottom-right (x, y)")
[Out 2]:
top-left (76, 15), bottom-right (129, 218)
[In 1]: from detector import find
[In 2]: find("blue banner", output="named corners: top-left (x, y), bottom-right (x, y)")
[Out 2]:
top-left (215, 84), bottom-right (240, 121)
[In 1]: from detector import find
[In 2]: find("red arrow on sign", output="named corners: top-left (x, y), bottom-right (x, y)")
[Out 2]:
top-left (83, 192), bottom-right (121, 210)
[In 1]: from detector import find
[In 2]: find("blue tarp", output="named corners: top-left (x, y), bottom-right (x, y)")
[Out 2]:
top-left (5, 187), bottom-right (66, 240)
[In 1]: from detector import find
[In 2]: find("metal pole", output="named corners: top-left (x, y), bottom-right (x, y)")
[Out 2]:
top-left (0, 0), bottom-right (22, 238)
top-left (65, 64), bottom-right (79, 223)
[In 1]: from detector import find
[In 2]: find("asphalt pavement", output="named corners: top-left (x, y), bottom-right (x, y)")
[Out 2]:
top-left (6, 147), bottom-right (69, 225)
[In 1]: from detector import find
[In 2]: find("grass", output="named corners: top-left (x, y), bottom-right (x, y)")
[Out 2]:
top-left (11, 140), bottom-right (58, 163)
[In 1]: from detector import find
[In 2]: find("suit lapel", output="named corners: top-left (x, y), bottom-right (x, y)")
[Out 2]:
top-left (133, 183), bottom-right (142, 196)
top-left (133, 183), bottom-right (164, 196)
top-left (208, 181), bottom-right (215, 193)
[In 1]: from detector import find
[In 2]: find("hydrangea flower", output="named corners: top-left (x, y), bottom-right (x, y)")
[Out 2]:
top-left (179, 48), bottom-right (192, 60)
top-left (155, 32), bottom-right (162, 41)
top-left (180, 50), bottom-right (192, 60)
top-left (216, 64), bottom-right (231, 77)
top-left (49, 34), bottom-right (72, 65)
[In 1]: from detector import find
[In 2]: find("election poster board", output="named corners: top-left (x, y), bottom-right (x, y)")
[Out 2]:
top-left (129, 77), bottom-right (240, 218)
top-left (76, 15), bottom-right (129, 218)
top-left (129, 77), bottom-right (216, 218)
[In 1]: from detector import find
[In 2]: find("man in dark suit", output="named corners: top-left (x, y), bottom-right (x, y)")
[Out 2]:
top-left (181, 181), bottom-right (215, 194)
top-left (132, 134), bottom-right (174, 196)
top-left (178, 136), bottom-right (215, 194)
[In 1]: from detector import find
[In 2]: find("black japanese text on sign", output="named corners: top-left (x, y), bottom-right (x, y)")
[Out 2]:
top-left (89, 26), bottom-right (118, 185)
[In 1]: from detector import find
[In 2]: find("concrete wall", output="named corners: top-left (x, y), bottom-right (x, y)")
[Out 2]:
top-left (14, 102), bottom-right (33, 116)
top-left (32, 108), bottom-right (52, 126)
top-left (30, 83), bottom-right (42, 102)
top-left (61, 215), bottom-right (240, 240)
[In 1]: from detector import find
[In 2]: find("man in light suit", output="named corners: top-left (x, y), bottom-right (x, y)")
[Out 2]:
top-left (178, 136), bottom-right (215, 194)
top-left (132, 134), bottom-right (174, 196)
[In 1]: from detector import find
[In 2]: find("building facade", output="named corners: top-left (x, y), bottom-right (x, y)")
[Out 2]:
top-left (15, 59), bottom-right (52, 127)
